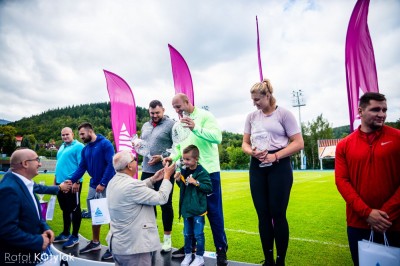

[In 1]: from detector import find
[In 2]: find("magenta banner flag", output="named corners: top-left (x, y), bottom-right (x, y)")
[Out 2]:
top-left (168, 44), bottom-right (194, 105)
top-left (345, 0), bottom-right (379, 132)
top-left (256, 16), bottom-right (264, 81)
top-left (104, 70), bottom-right (136, 153)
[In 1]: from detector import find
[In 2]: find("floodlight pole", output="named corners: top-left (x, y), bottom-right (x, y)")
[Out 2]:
top-left (292, 90), bottom-right (306, 170)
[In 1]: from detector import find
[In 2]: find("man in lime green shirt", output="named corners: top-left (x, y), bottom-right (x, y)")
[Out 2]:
top-left (164, 93), bottom-right (228, 266)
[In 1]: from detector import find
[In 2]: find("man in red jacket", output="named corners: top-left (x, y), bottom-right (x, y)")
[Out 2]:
top-left (335, 92), bottom-right (400, 265)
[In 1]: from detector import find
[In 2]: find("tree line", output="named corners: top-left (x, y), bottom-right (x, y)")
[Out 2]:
top-left (1, 103), bottom-right (399, 170)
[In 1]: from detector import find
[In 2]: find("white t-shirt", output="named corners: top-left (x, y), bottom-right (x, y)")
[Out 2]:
top-left (244, 106), bottom-right (300, 150)
top-left (13, 172), bottom-right (41, 219)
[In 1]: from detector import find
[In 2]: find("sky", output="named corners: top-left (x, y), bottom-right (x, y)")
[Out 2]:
top-left (0, 0), bottom-right (399, 134)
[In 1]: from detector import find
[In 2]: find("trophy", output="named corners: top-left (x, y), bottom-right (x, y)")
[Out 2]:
top-left (164, 146), bottom-right (185, 170)
top-left (38, 180), bottom-right (45, 202)
top-left (250, 132), bottom-right (272, 167)
top-left (131, 134), bottom-right (152, 160)
top-left (172, 111), bottom-right (191, 144)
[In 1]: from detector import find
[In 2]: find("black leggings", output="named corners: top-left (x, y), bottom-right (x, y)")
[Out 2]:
top-left (249, 155), bottom-right (293, 263)
top-left (141, 172), bottom-right (175, 232)
top-left (57, 183), bottom-right (82, 237)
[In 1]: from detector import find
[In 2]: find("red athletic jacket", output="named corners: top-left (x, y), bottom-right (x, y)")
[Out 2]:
top-left (335, 125), bottom-right (400, 231)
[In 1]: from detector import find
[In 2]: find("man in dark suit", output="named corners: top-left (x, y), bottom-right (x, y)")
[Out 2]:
top-left (0, 149), bottom-right (55, 265)
top-left (33, 180), bottom-right (72, 195)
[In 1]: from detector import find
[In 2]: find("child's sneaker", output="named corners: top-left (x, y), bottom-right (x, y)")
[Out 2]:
top-left (190, 255), bottom-right (204, 266)
top-left (180, 254), bottom-right (193, 266)
top-left (172, 246), bottom-right (196, 258)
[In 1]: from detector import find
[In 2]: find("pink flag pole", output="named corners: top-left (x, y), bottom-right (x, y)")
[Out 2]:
top-left (345, 0), bottom-right (379, 132)
top-left (104, 70), bottom-right (138, 178)
top-left (168, 44), bottom-right (195, 105)
top-left (256, 16), bottom-right (264, 81)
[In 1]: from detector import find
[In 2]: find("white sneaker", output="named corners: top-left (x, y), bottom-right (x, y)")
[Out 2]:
top-left (181, 254), bottom-right (193, 266)
top-left (161, 237), bottom-right (172, 252)
top-left (190, 255), bottom-right (204, 266)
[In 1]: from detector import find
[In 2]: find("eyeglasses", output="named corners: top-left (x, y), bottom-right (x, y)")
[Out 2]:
top-left (125, 157), bottom-right (137, 168)
top-left (25, 157), bottom-right (41, 163)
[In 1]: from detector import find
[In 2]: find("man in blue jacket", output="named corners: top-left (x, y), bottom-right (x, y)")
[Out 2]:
top-left (0, 149), bottom-right (54, 265)
top-left (69, 122), bottom-right (115, 260)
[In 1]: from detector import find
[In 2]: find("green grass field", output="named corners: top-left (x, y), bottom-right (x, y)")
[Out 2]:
top-left (5, 170), bottom-right (352, 265)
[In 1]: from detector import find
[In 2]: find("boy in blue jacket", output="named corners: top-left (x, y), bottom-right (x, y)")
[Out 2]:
top-left (175, 145), bottom-right (212, 266)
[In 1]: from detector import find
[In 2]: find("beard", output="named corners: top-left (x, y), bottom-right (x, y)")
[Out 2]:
top-left (370, 123), bottom-right (383, 131)
top-left (151, 117), bottom-right (160, 123)
top-left (82, 135), bottom-right (92, 143)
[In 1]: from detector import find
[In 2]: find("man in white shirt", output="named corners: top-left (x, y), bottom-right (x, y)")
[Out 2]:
top-left (0, 149), bottom-right (55, 265)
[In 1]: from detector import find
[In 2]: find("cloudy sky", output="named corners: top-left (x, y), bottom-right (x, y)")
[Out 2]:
top-left (0, 0), bottom-right (399, 133)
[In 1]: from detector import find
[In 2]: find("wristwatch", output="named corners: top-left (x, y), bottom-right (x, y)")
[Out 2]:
top-left (195, 181), bottom-right (200, 187)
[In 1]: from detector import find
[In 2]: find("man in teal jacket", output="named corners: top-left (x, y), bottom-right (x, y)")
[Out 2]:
top-left (53, 127), bottom-right (84, 249)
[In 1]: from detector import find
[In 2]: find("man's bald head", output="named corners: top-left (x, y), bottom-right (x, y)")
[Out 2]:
top-left (172, 93), bottom-right (193, 116)
top-left (62, 127), bottom-right (73, 133)
top-left (172, 93), bottom-right (189, 103)
top-left (61, 127), bottom-right (74, 144)
top-left (10, 149), bottom-right (41, 179)
top-left (10, 149), bottom-right (36, 167)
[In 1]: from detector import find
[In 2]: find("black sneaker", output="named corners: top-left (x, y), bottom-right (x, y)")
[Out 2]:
top-left (101, 249), bottom-right (113, 260)
top-left (275, 256), bottom-right (285, 266)
top-left (261, 259), bottom-right (275, 266)
top-left (216, 248), bottom-right (228, 266)
top-left (171, 246), bottom-right (196, 258)
top-left (79, 241), bottom-right (101, 254)
top-left (171, 246), bottom-right (185, 258)
top-left (81, 210), bottom-right (91, 219)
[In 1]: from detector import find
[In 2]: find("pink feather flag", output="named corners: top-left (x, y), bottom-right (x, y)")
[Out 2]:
top-left (256, 16), bottom-right (264, 81)
top-left (168, 44), bottom-right (195, 105)
top-left (345, 0), bottom-right (379, 132)
top-left (104, 70), bottom-right (136, 152)
top-left (104, 70), bottom-right (138, 178)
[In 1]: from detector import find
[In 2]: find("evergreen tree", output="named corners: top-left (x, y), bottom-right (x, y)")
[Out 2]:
top-left (0, 125), bottom-right (17, 156)
top-left (302, 114), bottom-right (334, 169)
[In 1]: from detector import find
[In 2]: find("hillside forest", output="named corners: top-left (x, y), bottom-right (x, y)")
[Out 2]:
top-left (1, 102), bottom-right (399, 170)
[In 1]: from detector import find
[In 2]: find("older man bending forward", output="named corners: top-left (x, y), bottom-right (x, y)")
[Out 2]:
top-left (106, 150), bottom-right (175, 266)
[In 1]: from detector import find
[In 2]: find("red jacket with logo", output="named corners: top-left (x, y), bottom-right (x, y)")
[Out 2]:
top-left (335, 125), bottom-right (400, 231)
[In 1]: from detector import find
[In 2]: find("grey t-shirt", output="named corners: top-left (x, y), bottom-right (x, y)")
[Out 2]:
top-left (244, 106), bottom-right (300, 150)
top-left (140, 116), bottom-right (175, 173)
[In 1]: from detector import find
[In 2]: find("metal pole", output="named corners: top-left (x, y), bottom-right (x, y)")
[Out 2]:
top-left (299, 105), bottom-right (305, 170)
top-left (292, 90), bottom-right (306, 170)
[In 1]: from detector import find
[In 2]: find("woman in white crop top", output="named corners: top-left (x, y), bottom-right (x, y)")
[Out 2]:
top-left (242, 79), bottom-right (304, 266)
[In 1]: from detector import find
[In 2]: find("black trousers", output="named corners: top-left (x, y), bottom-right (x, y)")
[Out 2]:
top-left (249, 155), bottom-right (293, 263)
top-left (56, 183), bottom-right (82, 237)
top-left (141, 172), bottom-right (175, 232)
